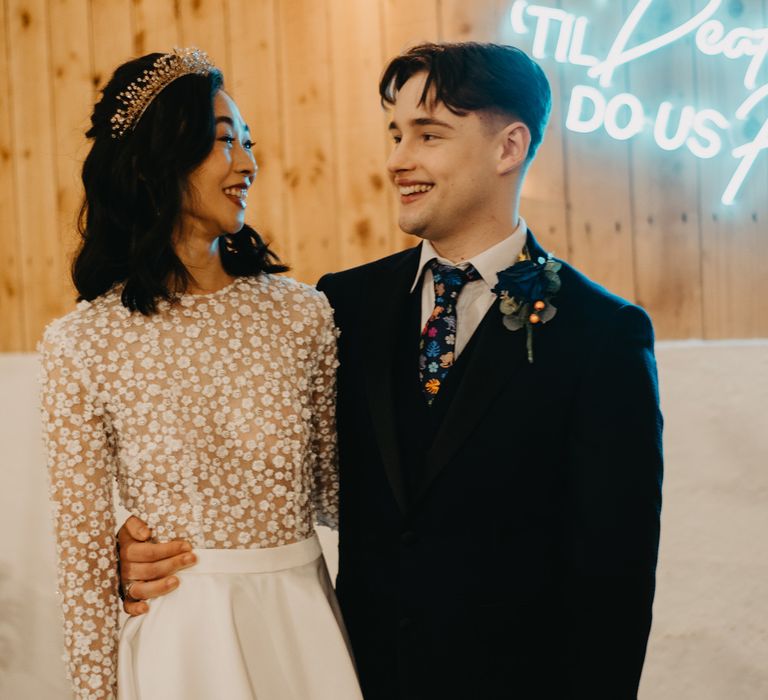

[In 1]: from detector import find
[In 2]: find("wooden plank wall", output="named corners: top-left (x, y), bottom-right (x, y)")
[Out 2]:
top-left (1, 0), bottom-right (767, 350)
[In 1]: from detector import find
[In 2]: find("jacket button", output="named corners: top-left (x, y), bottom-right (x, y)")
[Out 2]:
top-left (401, 530), bottom-right (417, 545)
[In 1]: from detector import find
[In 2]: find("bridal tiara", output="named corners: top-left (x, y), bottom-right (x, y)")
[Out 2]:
top-left (110, 47), bottom-right (216, 138)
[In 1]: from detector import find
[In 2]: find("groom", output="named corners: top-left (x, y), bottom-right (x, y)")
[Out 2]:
top-left (118, 43), bottom-right (663, 699)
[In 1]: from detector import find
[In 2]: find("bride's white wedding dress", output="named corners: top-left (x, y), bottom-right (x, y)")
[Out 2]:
top-left (40, 274), bottom-right (362, 700)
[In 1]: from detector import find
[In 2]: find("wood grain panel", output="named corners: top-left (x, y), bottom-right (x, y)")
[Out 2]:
top-left (48, 0), bottom-right (92, 317)
top-left (1, 0), bottom-right (766, 348)
top-left (626, 0), bottom-right (703, 339)
top-left (178, 0), bottom-right (230, 78)
top-left (439, 0), bottom-right (503, 42)
top-left (89, 0), bottom-right (133, 94)
top-left (382, 0), bottom-right (439, 55)
top-left (697, 0), bottom-right (768, 338)
top-left (7, 0), bottom-right (68, 347)
top-left (225, 0), bottom-right (288, 260)
top-left (328, 0), bottom-right (394, 270)
top-left (559, 2), bottom-right (636, 300)
top-left (131, 0), bottom-right (180, 54)
top-left (276, 0), bottom-right (338, 283)
top-left (0, 2), bottom-right (24, 350)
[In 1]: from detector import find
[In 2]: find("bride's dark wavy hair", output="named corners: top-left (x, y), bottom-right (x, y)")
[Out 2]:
top-left (73, 52), bottom-right (288, 314)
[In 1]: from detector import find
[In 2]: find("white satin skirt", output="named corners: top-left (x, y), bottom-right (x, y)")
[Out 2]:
top-left (117, 534), bottom-right (363, 699)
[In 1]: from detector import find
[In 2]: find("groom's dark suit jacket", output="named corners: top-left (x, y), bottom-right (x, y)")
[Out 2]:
top-left (317, 231), bottom-right (663, 700)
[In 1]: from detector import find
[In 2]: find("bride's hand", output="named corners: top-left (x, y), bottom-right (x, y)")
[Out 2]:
top-left (117, 515), bottom-right (197, 616)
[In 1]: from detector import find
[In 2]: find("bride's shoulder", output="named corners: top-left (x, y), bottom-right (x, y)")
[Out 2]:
top-left (40, 287), bottom-right (126, 353)
top-left (251, 274), bottom-right (334, 333)
top-left (253, 273), bottom-right (330, 309)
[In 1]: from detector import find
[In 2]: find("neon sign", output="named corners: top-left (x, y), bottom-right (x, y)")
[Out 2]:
top-left (510, 0), bottom-right (768, 205)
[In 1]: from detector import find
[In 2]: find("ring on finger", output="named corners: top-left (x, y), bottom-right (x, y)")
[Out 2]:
top-left (124, 580), bottom-right (143, 602)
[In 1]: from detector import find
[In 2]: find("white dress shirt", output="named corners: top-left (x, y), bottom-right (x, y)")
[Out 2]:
top-left (410, 218), bottom-right (528, 358)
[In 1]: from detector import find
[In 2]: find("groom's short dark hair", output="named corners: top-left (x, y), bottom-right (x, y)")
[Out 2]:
top-left (379, 42), bottom-right (552, 160)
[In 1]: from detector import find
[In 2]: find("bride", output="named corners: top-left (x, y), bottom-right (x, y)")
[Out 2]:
top-left (40, 47), bottom-right (362, 700)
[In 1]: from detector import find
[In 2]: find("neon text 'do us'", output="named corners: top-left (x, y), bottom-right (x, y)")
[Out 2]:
top-left (510, 0), bottom-right (768, 205)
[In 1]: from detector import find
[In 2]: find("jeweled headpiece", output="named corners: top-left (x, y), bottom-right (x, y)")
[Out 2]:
top-left (110, 47), bottom-right (216, 138)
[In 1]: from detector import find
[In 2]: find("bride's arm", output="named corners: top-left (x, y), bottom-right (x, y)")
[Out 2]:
top-left (40, 322), bottom-right (120, 699)
top-left (309, 294), bottom-right (341, 530)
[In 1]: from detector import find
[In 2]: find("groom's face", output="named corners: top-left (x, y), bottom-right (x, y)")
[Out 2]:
top-left (385, 72), bottom-right (503, 248)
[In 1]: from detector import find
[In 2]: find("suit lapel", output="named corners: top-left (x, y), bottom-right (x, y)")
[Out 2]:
top-left (525, 231), bottom-right (549, 268)
top-left (414, 230), bottom-right (549, 503)
top-left (363, 247), bottom-right (422, 513)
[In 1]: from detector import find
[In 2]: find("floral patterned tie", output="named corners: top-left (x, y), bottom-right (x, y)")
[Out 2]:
top-left (419, 259), bottom-right (480, 405)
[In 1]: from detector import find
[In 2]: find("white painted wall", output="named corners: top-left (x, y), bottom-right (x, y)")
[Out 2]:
top-left (1, 343), bottom-right (766, 698)
top-left (640, 341), bottom-right (768, 699)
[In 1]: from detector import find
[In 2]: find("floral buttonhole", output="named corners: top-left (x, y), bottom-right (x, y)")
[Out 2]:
top-left (491, 251), bottom-right (562, 364)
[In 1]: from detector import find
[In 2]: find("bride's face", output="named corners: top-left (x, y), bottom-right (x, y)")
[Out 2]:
top-left (180, 91), bottom-right (258, 241)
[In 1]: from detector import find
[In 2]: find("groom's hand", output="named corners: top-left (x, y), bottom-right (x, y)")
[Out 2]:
top-left (117, 515), bottom-right (197, 616)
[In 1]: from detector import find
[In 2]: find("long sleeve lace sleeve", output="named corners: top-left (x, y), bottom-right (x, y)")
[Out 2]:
top-left (310, 296), bottom-right (341, 530)
top-left (40, 321), bottom-right (119, 700)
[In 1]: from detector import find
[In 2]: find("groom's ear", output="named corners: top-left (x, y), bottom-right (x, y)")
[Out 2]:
top-left (496, 121), bottom-right (531, 175)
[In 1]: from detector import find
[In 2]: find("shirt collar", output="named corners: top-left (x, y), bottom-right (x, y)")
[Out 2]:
top-left (409, 217), bottom-right (528, 293)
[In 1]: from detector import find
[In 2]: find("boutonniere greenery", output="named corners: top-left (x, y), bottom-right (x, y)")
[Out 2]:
top-left (491, 251), bottom-right (562, 364)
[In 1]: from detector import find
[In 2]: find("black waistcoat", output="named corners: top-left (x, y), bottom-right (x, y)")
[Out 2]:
top-left (392, 289), bottom-right (480, 500)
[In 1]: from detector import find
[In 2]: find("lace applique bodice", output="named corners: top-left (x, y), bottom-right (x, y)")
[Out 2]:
top-left (39, 274), bottom-right (339, 699)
